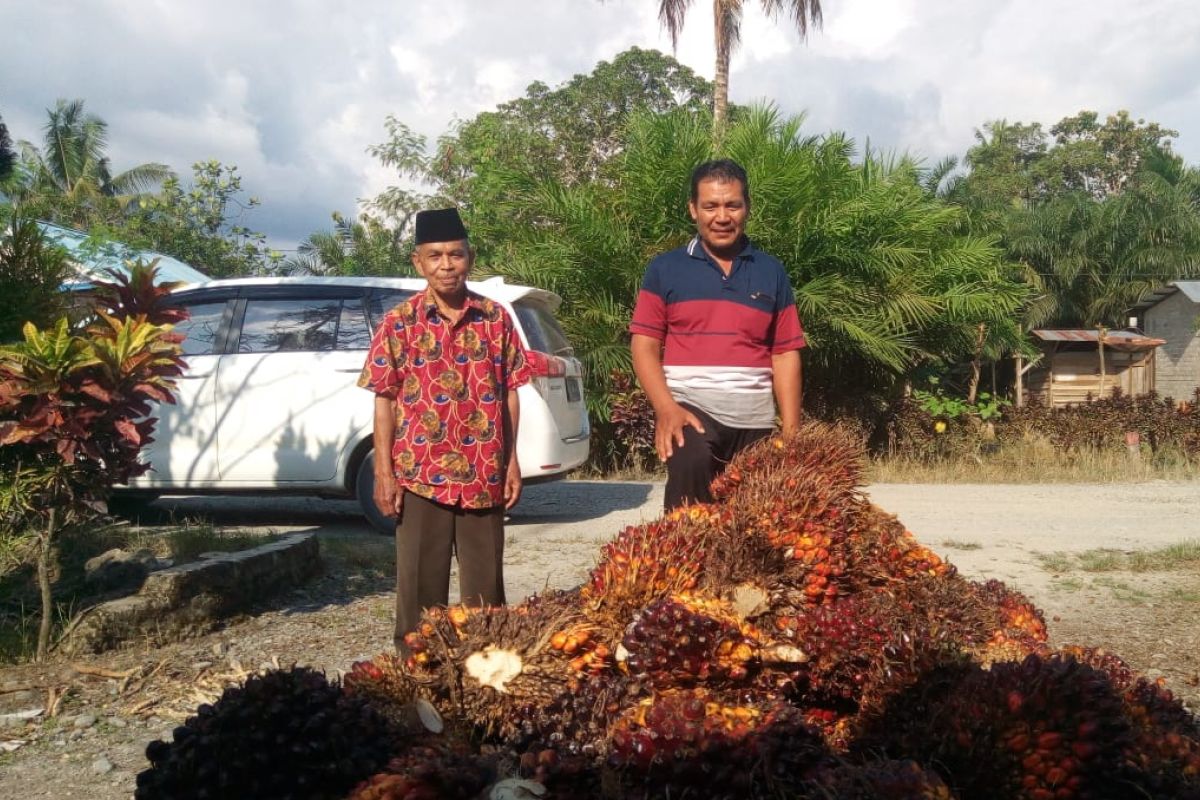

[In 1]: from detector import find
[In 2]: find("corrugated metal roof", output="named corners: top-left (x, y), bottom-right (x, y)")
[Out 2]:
top-left (38, 222), bottom-right (210, 289)
top-left (1130, 280), bottom-right (1200, 312)
top-left (1031, 329), bottom-right (1165, 350)
top-left (1175, 281), bottom-right (1200, 302)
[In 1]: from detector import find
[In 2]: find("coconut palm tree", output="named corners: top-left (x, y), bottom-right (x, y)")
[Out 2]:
top-left (657, 0), bottom-right (822, 131)
top-left (14, 99), bottom-right (173, 225)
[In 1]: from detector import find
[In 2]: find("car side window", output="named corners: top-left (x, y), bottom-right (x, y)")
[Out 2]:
top-left (238, 298), bottom-right (340, 353)
top-left (173, 301), bottom-right (227, 356)
top-left (367, 290), bottom-right (414, 329)
top-left (336, 299), bottom-right (372, 351)
top-left (514, 300), bottom-right (573, 356)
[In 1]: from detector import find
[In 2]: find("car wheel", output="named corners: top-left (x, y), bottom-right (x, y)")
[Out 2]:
top-left (356, 450), bottom-right (397, 535)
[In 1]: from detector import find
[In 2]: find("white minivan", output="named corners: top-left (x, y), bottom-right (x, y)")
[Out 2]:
top-left (119, 276), bottom-right (590, 532)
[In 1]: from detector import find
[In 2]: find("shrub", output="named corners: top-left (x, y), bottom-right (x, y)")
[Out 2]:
top-left (0, 213), bottom-right (71, 343)
top-left (0, 260), bottom-right (185, 658)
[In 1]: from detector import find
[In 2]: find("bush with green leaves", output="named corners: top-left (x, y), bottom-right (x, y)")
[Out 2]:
top-left (0, 261), bottom-right (184, 659)
top-left (0, 212), bottom-right (72, 343)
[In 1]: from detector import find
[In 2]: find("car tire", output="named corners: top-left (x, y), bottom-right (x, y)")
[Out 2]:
top-left (107, 493), bottom-right (163, 525)
top-left (356, 450), bottom-right (397, 535)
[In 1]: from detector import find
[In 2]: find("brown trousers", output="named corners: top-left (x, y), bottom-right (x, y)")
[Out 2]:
top-left (394, 491), bottom-right (506, 652)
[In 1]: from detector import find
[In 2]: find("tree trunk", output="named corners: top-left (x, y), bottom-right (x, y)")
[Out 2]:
top-left (966, 323), bottom-right (986, 404)
top-left (712, 0), bottom-right (733, 135)
top-left (36, 508), bottom-right (58, 661)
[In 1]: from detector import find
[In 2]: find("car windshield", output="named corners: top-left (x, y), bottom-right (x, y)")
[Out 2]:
top-left (514, 299), bottom-right (572, 356)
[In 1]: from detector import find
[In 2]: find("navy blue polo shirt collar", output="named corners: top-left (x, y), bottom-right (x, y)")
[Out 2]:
top-left (685, 235), bottom-right (757, 263)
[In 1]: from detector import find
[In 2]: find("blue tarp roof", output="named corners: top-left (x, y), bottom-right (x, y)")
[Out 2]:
top-left (38, 221), bottom-right (210, 290)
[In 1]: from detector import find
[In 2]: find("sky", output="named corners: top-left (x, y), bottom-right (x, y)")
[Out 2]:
top-left (2, 0), bottom-right (1198, 251)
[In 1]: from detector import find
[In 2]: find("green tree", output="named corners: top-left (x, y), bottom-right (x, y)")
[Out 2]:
top-left (285, 212), bottom-right (410, 277)
top-left (478, 105), bottom-right (1025, 422)
top-left (117, 160), bottom-right (280, 277)
top-left (422, 47), bottom-right (713, 260)
top-left (950, 110), bottom-right (1200, 331)
top-left (656, 0), bottom-right (822, 131)
top-left (0, 115), bottom-right (15, 186)
top-left (0, 213), bottom-right (72, 342)
top-left (13, 99), bottom-right (173, 226)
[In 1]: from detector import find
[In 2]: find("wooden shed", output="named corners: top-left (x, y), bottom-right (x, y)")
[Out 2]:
top-left (1023, 329), bottom-right (1164, 408)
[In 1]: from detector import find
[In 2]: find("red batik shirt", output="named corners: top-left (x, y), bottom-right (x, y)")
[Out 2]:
top-left (358, 288), bottom-right (531, 509)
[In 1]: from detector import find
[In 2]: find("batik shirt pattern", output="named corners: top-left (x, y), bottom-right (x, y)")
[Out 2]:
top-left (358, 289), bottom-right (531, 509)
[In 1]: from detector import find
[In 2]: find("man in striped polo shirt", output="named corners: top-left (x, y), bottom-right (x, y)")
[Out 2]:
top-left (630, 159), bottom-right (806, 511)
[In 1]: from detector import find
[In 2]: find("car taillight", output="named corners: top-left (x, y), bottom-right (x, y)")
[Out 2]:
top-left (527, 351), bottom-right (568, 378)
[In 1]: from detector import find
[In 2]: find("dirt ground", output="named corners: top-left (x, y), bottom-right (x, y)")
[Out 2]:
top-left (2, 480), bottom-right (1199, 799)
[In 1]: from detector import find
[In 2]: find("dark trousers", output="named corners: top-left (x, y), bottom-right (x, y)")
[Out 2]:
top-left (394, 491), bottom-right (506, 651)
top-left (664, 403), bottom-right (772, 511)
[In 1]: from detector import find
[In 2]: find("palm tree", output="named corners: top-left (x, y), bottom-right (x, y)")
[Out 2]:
top-left (284, 212), bottom-right (410, 277)
top-left (480, 105), bottom-right (1025, 419)
top-left (15, 99), bottom-right (173, 225)
top-left (657, 0), bottom-right (822, 131)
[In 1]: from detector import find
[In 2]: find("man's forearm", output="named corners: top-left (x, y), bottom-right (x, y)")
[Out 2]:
top-left (503, 389), bottom-right (521, 465)
top-left (772, 350), bottom-right (803, 431)
top-left (373, 395), bottom-right (396, 476)
top-left (631, 334), bottom-right (677, 413)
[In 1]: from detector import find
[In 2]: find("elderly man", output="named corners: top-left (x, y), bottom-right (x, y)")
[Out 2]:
top-left (358, 207), bottom-right (530, 652)
top-left (630, 159), bottom-right (806, 511)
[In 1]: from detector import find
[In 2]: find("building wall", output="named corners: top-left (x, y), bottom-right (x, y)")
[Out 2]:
top-left (1144, 291), bottom-right (1200, 403)
top-left (1026, 348), bottom-right (1154, 407)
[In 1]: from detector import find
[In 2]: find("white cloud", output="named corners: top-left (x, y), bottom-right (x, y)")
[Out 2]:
top-left (2, 0), bottom-right (1199, 250)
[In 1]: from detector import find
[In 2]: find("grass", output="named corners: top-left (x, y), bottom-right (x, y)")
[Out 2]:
top-left (0, 518), bottom-right (279, 664)
top-left (868, 439), bottom-right (1200, 484)
top-left (319, 536), bottom-right (395, 574)
top-left (1035, 541), bottom-right (1200, 574)
top-left (1036, 552), bottom-right (1073, 573)
top-left (940, 539), bottom-right (982, 551)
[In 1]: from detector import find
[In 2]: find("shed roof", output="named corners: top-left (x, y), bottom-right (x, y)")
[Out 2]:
top-left (1031, 329), bottom-right (1165, 351)
top-left (1130, 281), bottom-right (1200, 313)
top-left (38, 222), bottom-right (210, 289)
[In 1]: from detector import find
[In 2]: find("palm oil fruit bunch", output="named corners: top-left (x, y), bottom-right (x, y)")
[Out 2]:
top-left (346, 743), bottom-right (496, 800)
top-left (863, 654), bottom-right (1134, 800)
top-left (805, 758), bottom-right (958, 799)
top-left (620, 593), bottom-right (759, 686)
top-left (607, 689), bottom-right (825, 799)
top-left (972, 579), bottom-right (1049, 642)
top-left (580, 517), bottom-right (707, 626)
top-left (136, 666), bottom-right (395, 800)
top-left (1060, 646), bottom-right (1200, 795)
top-left (773, 588), bottom-right (962, 730)
top-left (343, 654), bottom-right (424, 728)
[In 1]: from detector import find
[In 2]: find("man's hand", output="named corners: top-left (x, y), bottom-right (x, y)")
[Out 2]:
top-left (374, 471), bottom-right (403, 517)
top-left (504, 457), bottom-right (523, 510)
top-left (654, 402), bottom-right (705, 462)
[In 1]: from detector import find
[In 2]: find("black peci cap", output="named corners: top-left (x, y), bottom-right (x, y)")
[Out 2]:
top-left (414, 207), bottom-right (468, 245)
